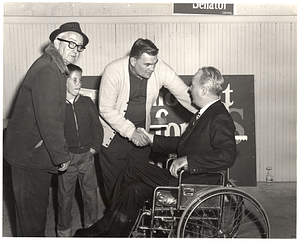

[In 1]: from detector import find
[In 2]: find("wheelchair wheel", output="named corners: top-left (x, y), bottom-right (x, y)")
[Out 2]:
top-left (177, 187), bottom-right (270, 238)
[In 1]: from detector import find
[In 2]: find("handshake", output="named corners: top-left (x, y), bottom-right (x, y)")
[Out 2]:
top-left (131, 128), bottom-right (153, 147)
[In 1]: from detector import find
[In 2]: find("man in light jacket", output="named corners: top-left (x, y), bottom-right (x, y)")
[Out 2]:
top-left (98, 38), bottom-right (198, 200)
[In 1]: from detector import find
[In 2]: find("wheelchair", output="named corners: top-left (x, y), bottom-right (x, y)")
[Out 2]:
top-left (129, 157), bottom-right (270, 238)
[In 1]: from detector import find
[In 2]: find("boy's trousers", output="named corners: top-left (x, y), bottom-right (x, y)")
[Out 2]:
top-left (57, 151), bottom-right (98, 236)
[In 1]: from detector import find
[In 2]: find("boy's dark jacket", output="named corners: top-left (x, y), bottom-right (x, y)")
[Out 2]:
top-left (65, 95), bottom-right (103, 154)
top-left (4, 44), bottom-right (71, 173)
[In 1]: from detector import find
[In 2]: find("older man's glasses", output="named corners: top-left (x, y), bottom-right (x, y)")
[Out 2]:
top-left (57, 38), bottom-right (85, 52)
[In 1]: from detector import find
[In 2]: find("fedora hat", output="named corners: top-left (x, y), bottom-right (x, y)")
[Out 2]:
top-left (49, 22), bottom-right (89, 46)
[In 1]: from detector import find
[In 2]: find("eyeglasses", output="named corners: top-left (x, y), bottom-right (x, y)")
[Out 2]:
top-left (57, 38), bottom-right (85, 52)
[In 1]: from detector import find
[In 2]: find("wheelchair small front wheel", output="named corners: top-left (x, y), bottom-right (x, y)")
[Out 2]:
top-left (177, 187), bottom-right (270, 238)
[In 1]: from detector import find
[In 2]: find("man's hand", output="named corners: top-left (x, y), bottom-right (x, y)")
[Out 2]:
top-left (138, 128), bottom-right (154, 144)
top-left (131, 128), bottom-right (151, 147)
top-left (58, 160), bottom-right (70, 172)
top-left (169, 156), bottom-right (188, 178)
top-left (89, 148), bottom-right (96, 154)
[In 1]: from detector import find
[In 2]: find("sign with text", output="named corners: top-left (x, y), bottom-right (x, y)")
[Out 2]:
top-left (80, 75), bottom-right (256, 186)
top-left (173, 3), bottom-right (234, 15)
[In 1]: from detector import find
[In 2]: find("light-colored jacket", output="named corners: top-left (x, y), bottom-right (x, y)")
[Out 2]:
top-left (99, 56), bottom-right (197, 147)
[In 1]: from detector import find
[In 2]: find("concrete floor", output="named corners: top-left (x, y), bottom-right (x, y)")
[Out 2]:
top-left (2, 159), bottom-right (297, 238)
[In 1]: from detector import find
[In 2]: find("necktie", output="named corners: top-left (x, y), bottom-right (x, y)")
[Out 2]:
top-left (192, 111), bottom-right (201, 126)
top-left (181, 111), bottom-right (201, 143)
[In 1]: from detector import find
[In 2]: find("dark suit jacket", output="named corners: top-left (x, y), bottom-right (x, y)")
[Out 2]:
top-left (153, 100), bottom-right (236, 175)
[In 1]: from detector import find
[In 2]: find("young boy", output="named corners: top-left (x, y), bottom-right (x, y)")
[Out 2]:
top-left (57, 64), bottom-right (103, 237)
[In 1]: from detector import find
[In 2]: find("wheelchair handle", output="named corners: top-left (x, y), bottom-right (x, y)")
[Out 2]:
top-left (177, 165), bottom-right (189, 174)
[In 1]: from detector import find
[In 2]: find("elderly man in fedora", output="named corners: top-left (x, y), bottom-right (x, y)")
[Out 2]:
top-left (4, 22), bottom-right (89, 237)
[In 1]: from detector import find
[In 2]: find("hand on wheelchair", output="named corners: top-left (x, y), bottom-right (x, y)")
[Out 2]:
top-left (169, 156), bottom-right (188, 178)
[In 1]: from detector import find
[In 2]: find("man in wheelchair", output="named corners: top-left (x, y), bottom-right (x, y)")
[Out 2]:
top-left (74, 66), bottom-right (236, 237)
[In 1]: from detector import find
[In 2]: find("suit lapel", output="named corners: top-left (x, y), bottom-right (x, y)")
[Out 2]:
top-left (179, 100), bottom-right (221, 144)
top-left (180, 114), bottom-right (198, 144)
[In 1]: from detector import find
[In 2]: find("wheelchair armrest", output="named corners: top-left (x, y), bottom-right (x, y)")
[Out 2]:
top-left (179, 169), bottom-right (228, 187)
top-left (166, 154), bottom-right (189, 176)
top-left (166, 154), bottom-right (227, 187)
top-left (166, 154), bottom-right (177, 169)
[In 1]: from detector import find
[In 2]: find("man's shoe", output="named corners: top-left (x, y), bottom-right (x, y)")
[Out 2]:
top-left (74, 222), bottom-right (107, 237)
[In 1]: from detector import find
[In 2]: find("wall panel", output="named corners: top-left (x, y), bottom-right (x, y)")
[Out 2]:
top-left (3, 16), bottom-right (297, 182)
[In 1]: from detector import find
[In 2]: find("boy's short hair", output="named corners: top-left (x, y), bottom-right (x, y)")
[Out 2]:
top-left (67, 64), bottom-right (82, 74)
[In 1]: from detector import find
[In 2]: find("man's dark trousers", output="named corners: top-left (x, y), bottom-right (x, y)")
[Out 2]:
top-left (11, 166), bottom-right (52, 236)
top-left (97, 160), bottom-right (171, 236)
top-left (99, 133), bottom-right (151, 201)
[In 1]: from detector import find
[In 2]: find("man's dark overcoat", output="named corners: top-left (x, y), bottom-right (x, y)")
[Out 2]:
top-left (4, 44), bottom-right (70, 173)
